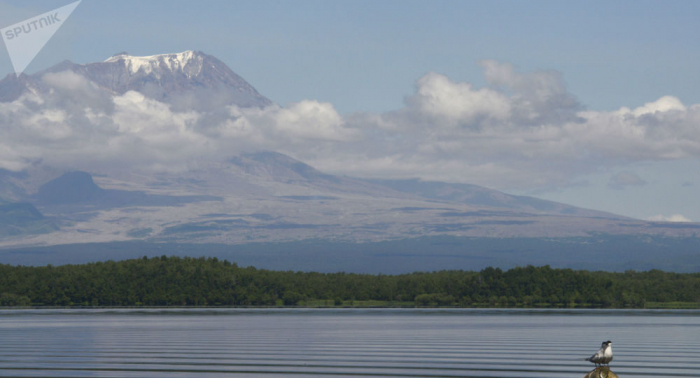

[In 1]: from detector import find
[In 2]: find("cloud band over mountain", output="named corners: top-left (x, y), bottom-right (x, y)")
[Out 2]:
top-left (1, 56), bottom-right (698, 192)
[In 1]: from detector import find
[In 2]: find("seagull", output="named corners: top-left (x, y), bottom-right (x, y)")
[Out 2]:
top-left (585, 340), bottom-right (613, 367)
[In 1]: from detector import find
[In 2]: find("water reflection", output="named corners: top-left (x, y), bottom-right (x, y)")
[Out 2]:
top-left (584, 367), bottom-right (619, 378)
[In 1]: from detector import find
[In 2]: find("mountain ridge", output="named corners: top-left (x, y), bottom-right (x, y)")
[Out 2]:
top-left (0, 50), bottom-right (272, 108)
top-left (1, 150), bottom-right (697, 248)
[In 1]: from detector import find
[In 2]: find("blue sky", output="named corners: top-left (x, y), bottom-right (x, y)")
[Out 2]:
top-left (1, 0), bottom-right (699, 221)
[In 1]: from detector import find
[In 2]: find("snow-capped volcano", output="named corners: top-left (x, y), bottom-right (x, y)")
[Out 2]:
top-left (0, 50), bottom-right (272, 108)
top-left (104, 51), bottom-right (204, 77)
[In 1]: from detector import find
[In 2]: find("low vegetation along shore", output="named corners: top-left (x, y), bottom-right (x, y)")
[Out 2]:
top-left (1, 256), bottom-right (699, 308)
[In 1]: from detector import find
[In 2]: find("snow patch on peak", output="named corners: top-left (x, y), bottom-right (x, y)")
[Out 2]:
top-left (104, 51), bottom-right (204, 77)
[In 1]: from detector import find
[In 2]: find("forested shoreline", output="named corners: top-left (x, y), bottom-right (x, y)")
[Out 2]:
top-left (1, 256), bottom-right (699, 308)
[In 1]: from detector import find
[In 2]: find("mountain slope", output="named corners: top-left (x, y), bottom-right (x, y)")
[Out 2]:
top-left (32, 171), bottom-right (221, 211)
top-left (0, 202), bottom-right (58, 237)
top-left (0, 150), bottom-right (699, 274)
top-left (35, 171), bottom-right (104, 205)
top-left (368, 178), bottom-right (626, 219)
top-left (0, 150), bottom-right (695, 249)
top-left (0, 51), bottom-right (272, 109)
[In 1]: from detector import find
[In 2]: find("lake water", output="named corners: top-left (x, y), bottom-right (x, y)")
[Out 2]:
top-left (0, 309), bottom-right (698, 377)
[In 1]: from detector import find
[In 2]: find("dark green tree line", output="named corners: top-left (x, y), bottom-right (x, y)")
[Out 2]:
top-left (1, 256), bottom-right (698, 307)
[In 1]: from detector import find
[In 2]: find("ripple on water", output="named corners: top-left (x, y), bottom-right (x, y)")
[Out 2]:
top-left (0, 309), bottom-right (698, 378)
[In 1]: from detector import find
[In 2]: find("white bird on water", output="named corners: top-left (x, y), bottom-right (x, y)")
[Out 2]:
top-left (585, 340), bottom-right (613, 366)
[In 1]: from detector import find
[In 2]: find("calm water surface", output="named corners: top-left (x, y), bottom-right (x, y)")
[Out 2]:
top-left (1, 308), bottom-right (698, 377)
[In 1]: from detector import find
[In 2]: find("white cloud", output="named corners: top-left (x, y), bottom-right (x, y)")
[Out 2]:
top-left (480, 60), bottom-right (581, 124)
top-left (306, 63), bottom-right (700, 190)
top-left (645, 214), bottom-right (692, 223)
top-left (0, 72), bottom-right (360, 172)
top-left (627, 96), bottom-right (686, 117)
top-left (405, 72), bottom-right (511, 127)
top-left (227, 100), bottom-right (360, 143)
top-left (2, 62), bottom-right (700, 194)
